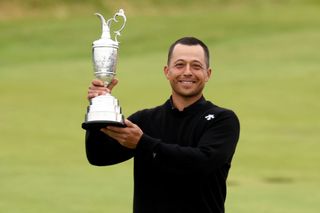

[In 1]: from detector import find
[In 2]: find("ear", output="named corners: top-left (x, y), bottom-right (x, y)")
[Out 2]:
top-left (205, 68), bottom-right (212, 82)
top-left (164, 66), bottom-right (170, 79)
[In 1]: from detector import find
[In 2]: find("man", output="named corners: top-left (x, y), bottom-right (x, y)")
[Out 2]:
top-left (85, 37), bottom-right (240, 213)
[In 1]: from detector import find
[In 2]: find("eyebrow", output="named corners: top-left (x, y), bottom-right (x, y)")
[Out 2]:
top-left (174, 59), bottom-right (203, 63)
top-left (173, 59), bottom-right (185, 63)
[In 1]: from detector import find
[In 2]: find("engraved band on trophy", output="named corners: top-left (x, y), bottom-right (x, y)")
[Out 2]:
top-left (82, 9), bottom-right (127, 130)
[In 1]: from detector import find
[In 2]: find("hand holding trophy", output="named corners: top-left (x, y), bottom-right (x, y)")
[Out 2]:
top-left (82, 9), bottom-right (127, 130)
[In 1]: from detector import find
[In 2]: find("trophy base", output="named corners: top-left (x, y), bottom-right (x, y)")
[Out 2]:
top-left (83, 94), bottom-right (125, 130)
top-left (82, 120), bottom-right (126, 130)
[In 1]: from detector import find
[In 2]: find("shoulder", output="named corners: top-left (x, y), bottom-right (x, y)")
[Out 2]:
top-left (202, 101), bottom-right (240, 126)
top-left (198, 102), bottom-right (240, 142)
top-left (128, 103), bottom-right (166, 124)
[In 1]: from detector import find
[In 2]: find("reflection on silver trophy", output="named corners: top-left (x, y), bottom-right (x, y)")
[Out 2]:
top-left (82, 9), bottom-right (127, 130)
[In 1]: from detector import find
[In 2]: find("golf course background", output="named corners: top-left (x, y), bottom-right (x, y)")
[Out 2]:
top-left (1, 0), bottom-right (319, 212)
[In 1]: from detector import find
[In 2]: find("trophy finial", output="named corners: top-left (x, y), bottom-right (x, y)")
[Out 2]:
top-left (94, 9), bottom-right (126, 43)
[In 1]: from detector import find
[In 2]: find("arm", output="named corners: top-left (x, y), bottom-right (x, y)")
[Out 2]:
top-left (136, 110), bottom-right (240, 175)
top-left (98, 106), bottom-right (240, 175)
top-left (84, 78), bottom-right (134, 166)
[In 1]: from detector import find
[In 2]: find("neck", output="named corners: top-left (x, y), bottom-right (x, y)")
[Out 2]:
top-left (171, 93), bottom-right (203, 111)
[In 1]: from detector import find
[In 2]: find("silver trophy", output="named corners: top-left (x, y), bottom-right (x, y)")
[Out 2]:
top-left (82, 9), bottom-right (127, 130)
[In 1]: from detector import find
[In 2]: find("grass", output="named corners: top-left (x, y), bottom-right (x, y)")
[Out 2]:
top-left (1, 1), bottom-right (320, 212)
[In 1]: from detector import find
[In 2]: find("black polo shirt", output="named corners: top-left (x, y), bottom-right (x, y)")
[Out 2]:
top-left (85, 96), bottom-right (240, 213)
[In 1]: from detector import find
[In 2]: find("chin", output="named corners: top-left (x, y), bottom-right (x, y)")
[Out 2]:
top-left (175, 90), bottom-right (202, 98)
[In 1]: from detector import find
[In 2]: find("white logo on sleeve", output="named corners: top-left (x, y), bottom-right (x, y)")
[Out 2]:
top-left (205, 114), bottom-right (215, 121)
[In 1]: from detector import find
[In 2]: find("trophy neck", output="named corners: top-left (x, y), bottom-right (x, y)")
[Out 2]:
top-left (93, 38), bottom-right (119, 48)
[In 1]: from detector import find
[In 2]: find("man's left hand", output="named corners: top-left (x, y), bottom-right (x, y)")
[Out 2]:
top-left (100, 119), bottom-right (143, 149)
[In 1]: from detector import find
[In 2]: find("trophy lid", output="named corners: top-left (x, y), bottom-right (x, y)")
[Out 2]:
top-left (93, 38), bottom-right (118, 48)
top-left (93, 10), bottom-right (126, 48)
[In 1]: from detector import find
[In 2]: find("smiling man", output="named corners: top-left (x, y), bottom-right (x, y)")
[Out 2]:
top-left (164, 42), bottom-right (211, 110)
top-left (85, 37), bottom-right (240, 213)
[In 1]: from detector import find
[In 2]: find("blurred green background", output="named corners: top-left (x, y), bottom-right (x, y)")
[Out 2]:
top-left (1, 0), bottom-right (319, 212)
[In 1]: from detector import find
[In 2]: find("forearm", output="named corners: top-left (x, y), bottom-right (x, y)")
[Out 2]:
top-left (85, 129), bottom-right (134, 166)
top-left (136, 136), bottom-right (233, 175)
top-left (135, 112), bottom-right (240, 175)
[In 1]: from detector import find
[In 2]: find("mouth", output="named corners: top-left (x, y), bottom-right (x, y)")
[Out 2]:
top-left (178, 80), bottom-right (196, 85)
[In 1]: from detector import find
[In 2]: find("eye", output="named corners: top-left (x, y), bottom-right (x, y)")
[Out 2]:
top-left (192, 64), bottom-right (203, 70)
top-left (175, 63), bottom-right (185, 69)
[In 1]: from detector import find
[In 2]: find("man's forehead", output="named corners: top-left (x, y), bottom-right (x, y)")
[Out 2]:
top-left (171, 44), bottom-right (206, 62)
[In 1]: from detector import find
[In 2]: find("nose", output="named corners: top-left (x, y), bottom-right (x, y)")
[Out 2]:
top-left (183, 64), bottom-right (193, 76)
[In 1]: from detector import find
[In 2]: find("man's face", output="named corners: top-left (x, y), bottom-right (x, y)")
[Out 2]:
top-left (164, 44), bottom-right (211, 99)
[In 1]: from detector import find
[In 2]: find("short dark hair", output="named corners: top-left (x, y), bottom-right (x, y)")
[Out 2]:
top-left (167, 37), bottom-right (210, 68)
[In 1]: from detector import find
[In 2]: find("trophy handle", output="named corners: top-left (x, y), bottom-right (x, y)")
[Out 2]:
top-left (108, 9), bottom-right (127, 42)
top-left (95, 9), bottom-right (126, 42)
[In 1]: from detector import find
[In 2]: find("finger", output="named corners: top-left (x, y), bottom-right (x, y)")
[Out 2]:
top-left (107, 78), bottom-right (118, 91)
top-left (92, 79), bottom-right (104, 87)
top-left (89, 85), bottom-right (108, 92)
top-left (100, 127), bottom-right (119, 138)
top-left (106, 125), bottom-right (126, 133)
top-left (88, 83), bottom-right (110, 96)
top-left (89, 87), bottom-right (109, 95)
top-left (100, 127), bottom-right (108, 134)
top-left (87, 93), bottom-right (98, 100)
top-left (101, 128), bottom-right (126, 143)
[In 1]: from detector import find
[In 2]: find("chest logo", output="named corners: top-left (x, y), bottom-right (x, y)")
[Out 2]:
top-left (205, 114), bottom-right (215, 121)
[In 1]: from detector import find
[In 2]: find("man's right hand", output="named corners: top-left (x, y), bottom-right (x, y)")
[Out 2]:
top-left (87, 78), bottom-right (118, 100)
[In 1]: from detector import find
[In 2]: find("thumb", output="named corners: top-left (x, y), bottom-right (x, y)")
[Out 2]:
top-left (107, 78), bottom-right (118, 91)
top-left (124, 119), bottom-right (134, 127)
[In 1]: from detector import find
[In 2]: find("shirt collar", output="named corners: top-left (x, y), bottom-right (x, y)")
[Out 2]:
top-left (166, 96), bottom-right (207, 113)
